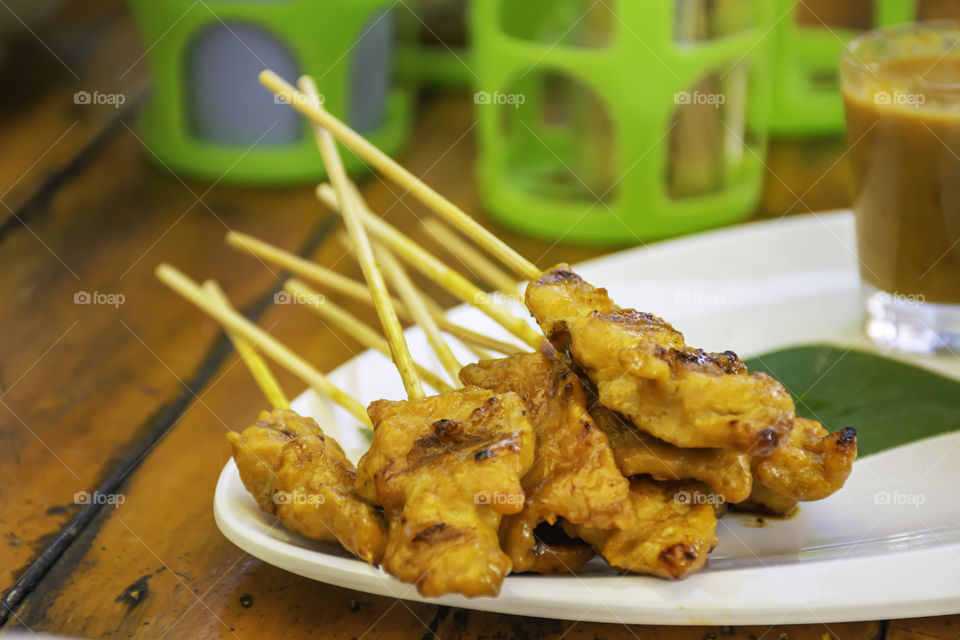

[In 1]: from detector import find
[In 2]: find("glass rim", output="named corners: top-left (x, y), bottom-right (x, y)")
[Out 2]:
top-left (841, 19), bottom-right (960, 75)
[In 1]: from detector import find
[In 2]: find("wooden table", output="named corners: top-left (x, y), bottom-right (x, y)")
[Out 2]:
top-left (0, 3), bottom-right (955, 638)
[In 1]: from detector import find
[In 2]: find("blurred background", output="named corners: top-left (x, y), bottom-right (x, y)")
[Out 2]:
top-left (8, 0), bottom-right (960, 249)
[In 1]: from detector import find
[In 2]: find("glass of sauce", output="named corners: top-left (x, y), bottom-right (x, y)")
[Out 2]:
top-left (841, 22), bottom-right (960, 354)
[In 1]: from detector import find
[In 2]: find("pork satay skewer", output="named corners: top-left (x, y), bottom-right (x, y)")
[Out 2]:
top-left (155, 263), bottom-right (371, 426)
top-left (226, 231), bottom-right (521, 357)
top-left (421, 217), bottom-right (518, 297)
top-left (283, 278), bottom-right (453, 393)
top-left (203, 280), bottom-right (289, 410)
top-left (300, 77), bottom-right (537, 597)
top-left (373, 243), bottom-right (463, 385)
top-left (316, 182), bottom-right (544, 351)
top-left (199, 279), bottom-right (389, 562)
top-left (189, 280), bottom-right (390, 562)
top-left (260, 69), bottom-right (540, 280)
top-left (298, 75), bottom-right (423, 400)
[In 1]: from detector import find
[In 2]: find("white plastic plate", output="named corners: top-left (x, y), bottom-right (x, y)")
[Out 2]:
top-left (215, 211), bottom-right (960, 625)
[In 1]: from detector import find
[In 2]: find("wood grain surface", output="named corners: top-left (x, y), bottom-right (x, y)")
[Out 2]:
top-left (0, 2), bottom-right (954, 639)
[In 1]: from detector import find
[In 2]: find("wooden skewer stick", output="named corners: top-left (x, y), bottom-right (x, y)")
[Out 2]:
top-left (299, 75), bottom-right (423, 400)
top-left (155, 263), bottom-right (370, 426)
top-left (283, 279), bottom-right (453, 393)
top-left (421, 217), bottom-right (518, 297)
top-left (334, 230), bottom-right (492, 362)
top-left (419, 295), bottom-right (491, 361)
top-left (203, 281), bottom-right (289, 410)
top-left (227, 230), bottom-right (402, 309)
top-left (457, 338), bottom-right (490, 362)
top-left (228, 231), bottom-right (518, 355)
top-left (260, 69), bottom-right (540, 280)
top-left (226, 231), bottom-right (522, 356)
top-left (316, 183), bottom-right (544, 351)
top-left (373, 244), bottom-right (463, 385)
top-left (432, 311), bottom-right (519, 357)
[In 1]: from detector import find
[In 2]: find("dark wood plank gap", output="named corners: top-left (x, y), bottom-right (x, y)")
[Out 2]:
top-left (417, 605), bottom-right (449, 640)
top-left (878, 620), bottom-right (891, 640)
top-left (0, 0), bottom-right (148, 224)
top-left (0, 213), bottom-right (337, 627)
top-left (0, 95), bottom-right (145, 245)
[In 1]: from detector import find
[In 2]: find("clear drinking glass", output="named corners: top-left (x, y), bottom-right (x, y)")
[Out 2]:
top-left (841, 22), bottom-right (960, 354)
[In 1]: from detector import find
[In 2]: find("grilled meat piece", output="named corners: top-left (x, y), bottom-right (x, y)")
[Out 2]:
top-left (461, 351), bottom-right (631, 573)
top-left (356, 387), bottom-right (535, 597)
top-left (525, 266), bottom-right (795, 455)
top-left (227, 409), bottom-right (387, 564)
top-left (754, 417), bottom-right (857, 501)
top-left (593, 405), bottom-right (753, 503)
top-left (564, 476), bottom-right (718, 579)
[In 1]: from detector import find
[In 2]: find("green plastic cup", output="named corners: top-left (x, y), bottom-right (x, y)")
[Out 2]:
top-left (470, 0), bottom-right (776, 244)
top-left (127, 0), bottom-right (413, 184)
top-left (768, 0), bottom-right (923, 136)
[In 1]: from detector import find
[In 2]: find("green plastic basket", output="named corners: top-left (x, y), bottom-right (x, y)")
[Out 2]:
top-left (127, 0), bottom-right (413, 184)
top-left (768, 0), bottom-right (918, 135)
top-left (396, 0), bottom-right (472, 89)
top-left (470, 0), bottom-right (776, 244)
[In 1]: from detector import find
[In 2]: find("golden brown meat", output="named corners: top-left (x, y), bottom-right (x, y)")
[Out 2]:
top-left (356, 387), bottom-right (535, 597)
top-left (526, 266), bottom-right (795, 454)
top-left (460, 352), bottom-right (631, 573)
top-left (754, 418), bottom-right (857, 501)
top-left (592, 405), bottom-right (753, 503)
top-left (732, 418), bottom-right (857, 516)
top-left (732, 481), bottom-right (800, 516)
top-left (564, 477), bottom-right (718, 579)
top-left (226, 409), bottom-right (387, 564)
top-left (499, 512), bottom-right (595, 574)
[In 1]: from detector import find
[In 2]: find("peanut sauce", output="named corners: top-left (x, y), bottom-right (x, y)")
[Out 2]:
top-left (844, 55), bottom-right (960, 304)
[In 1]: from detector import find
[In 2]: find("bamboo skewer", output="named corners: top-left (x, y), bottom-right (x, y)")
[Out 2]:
top-left (449, 333), bottom-right (489, 361)
top-left (283, 279), bottom-right (453, 393)
top-left (260, 69), bottom-right (541, 280)
top-left (299, 75), bottom-right (424, 400)
top-left (435, 316), bottom-right (518, 356)
top-left (227, 230), bottom-right (402, 309)
top-left (373, 244), bottom-right (463, 386)
top-left (421, 217), bottom-right (518, 297)
top-left (203, 281), bottom-right (289, 410)
top-left (226, 230), bottom-right (522, 356)
top-left (334, 230), bottom-right (492, 362)
top-left (338, 230), bottom-right (466, 379)
top-left (316, 183), bottom-right (544, 351)
top-left (155, 264), bottom-right (370, 426)
top-left (419, 296), bottom-right (490, 360)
